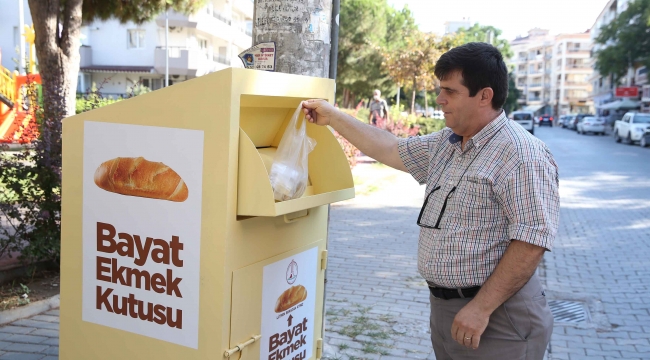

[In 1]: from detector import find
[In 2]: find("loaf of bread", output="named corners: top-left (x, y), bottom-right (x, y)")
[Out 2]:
top-left (94, 157), bottom-right (188, 202)
top-left (275, 285), bottom-right (308, 313)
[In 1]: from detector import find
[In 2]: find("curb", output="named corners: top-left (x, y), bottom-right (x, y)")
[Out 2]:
top-left (0, 294), bottom-right (59, 326)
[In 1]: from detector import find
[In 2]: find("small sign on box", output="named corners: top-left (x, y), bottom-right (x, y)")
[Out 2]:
top-left (239, 42), bottom-right (276, 72)
top-left (615, 87), bottom-right (639, 97)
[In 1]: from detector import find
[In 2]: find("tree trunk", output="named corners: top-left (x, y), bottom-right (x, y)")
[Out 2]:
top-left (253, 0), bottom-right (332, 77)
top-left (29, 0), bottom-right (83, 120)
top-left (424, 90), bottom-right (428, 117)
top-left (411, 76), bottom-right (417, 114)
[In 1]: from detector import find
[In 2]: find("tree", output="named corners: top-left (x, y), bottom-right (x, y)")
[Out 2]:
top-left (504, 72), bottom-right (521, 114)
top-left (0, 0), bottom-right (207, 264)
top-left (595, 0), bottom-right (650, 81)
top-left (336, 0), bottom-right (417, 108)
top-left (29, 0), bottom-right (207, 121)
top-left (381, 31), bottom-right (454, 114)
top-left (454, 23), bottom-right (513, 59)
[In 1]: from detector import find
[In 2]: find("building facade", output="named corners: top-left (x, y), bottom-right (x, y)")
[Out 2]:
top-left (588, 0), bottom-right (648, 119)
top-left (510, 29), bottom-right (593, 117)
top-left (0, 0), bottom-right (253, 98)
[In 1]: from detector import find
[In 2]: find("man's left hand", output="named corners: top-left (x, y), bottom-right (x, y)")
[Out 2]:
top-left (451, 301), bottom-right (491, 350)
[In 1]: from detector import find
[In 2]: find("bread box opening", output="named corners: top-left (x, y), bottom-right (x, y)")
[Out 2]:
top-left (237, 95), bottom-right (354, 217)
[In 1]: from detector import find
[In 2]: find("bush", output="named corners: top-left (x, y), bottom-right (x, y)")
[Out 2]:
top-left (0, 78), bottom-right (148, 265)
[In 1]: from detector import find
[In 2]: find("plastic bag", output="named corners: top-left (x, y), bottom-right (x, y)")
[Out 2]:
top-left (269, 102), bottom-right (317, 201)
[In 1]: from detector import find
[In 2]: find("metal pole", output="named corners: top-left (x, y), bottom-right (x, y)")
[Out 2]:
top-left (165, 10), bottom-right (169, 87)
top-left (18, 0), bottom-right (26, 74)
top-left (328, 0), bottom-right (340, 80)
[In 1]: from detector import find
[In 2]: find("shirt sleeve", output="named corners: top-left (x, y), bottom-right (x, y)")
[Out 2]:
top-left (494, 160), bottom-right (560, 251)
top-left (397, 133), bottom-right (440, 185)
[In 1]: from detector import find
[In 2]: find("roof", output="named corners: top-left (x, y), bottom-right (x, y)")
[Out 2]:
top-left (80, 66), bottom-right (154, 73)
top-left (598, 99), bottom-right (640, 110)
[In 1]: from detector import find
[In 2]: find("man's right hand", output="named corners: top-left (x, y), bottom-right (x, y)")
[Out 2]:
top-left (302, 99), bottom-right (338, 127)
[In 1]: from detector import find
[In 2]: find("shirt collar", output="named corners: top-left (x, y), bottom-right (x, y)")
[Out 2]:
top-left (447, 110), bottom-right (508, 148)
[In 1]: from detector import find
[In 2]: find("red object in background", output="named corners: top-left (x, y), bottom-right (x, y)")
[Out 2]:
top-left (615, 87), bottom-right (639, 97)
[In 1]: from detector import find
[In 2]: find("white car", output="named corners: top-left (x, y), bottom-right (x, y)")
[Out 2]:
top-left (614, 112), bottom-right (650, 144)
top-left (509, 111), bottom-right (535, 134)
top-left (577, 116), bottom-right (606, 135)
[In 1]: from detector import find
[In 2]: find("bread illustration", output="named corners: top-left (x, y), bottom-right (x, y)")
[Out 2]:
top-left (94, 157), bottom-right (188, 202)
top-left (275, 285), bottom-right (307, 313)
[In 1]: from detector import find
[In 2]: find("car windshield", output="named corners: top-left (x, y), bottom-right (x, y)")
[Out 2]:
top-left (633, 114), bottom-right (650, 124)
top-left (584, 117), bottom-right (596, 122)
top-left (513, 113), bottom-right (532, 120)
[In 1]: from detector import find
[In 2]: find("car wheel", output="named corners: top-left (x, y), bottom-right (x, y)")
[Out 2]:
top-left (615, 131), bottom-right (621, 142)
top-left (627, 133), bottom-right (634, 145)
top-left (641, 137), bottom-right (648, 148)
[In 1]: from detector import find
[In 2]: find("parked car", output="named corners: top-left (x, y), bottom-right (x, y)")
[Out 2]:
top-left (614, 112), bottom-right (650, 144)
top-left (576, 116), bottom-right (606, 135)
top-left (538, 114), bottom-right (553, 127)
top-left (510, 111), bottom-right (535, 134)
top-left (562, 114), bottom-right (577, 128)
top-left (641, 128), bottom-right (650, 147)
top-left (570, 114), bottom-right (594, 130)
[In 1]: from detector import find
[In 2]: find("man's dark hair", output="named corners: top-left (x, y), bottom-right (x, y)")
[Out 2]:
top-left (434, 42), bottom-right (508, 110)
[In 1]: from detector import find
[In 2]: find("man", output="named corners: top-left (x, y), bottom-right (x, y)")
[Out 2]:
top-left (368, 89), bottom-right (390, 125)
top-left (302, 42), bottom-right (559, 359)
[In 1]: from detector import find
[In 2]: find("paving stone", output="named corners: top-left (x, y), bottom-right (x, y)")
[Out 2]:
top-left (0, 353), bottom-right (44, 360)
top-left (3, 334), bottom-right (48, 344)
top-left (3, 343), bottom-right (47, 354)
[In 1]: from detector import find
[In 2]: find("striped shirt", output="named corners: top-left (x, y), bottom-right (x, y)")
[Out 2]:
top-left (398, 111), bottom-right (560, 288)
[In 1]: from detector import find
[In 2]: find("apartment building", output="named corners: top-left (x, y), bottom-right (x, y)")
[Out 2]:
top-left (0, 0), bottom-right (253, 98)
top-left (509, 29), bottom-right (593, 117)
top-left (510, 29), bottom-right (555, 116)
top-left (552, 33), bottom-right (593, 115)
top-left (588, 0), bottom-right (647, 118)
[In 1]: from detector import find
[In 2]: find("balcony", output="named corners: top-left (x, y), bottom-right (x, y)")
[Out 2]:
top-left (233, 27), bottom-right (253, 49)
top-left (156, 10), bottom-right (235, 42)
top-left (154, 46), bottom-right (212, 77)
top-left (529, 83), bottom-right (543, 88)
top-left (566, 64), bottom-right (591, 71)
top-left (528, 97), bottom-right (542, 102)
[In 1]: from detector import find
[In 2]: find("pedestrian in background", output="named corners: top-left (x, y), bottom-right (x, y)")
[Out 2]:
top-left (368, 89), bottom-right (390, 126)
top-left (301, 42), bottom-right (559, 360)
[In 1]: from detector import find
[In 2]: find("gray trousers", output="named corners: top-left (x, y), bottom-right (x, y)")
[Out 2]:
top-left (429, 274), bottom-right (553, 360)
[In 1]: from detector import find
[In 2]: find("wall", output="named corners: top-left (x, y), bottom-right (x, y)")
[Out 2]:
top-left (0, 0), bottom-right (34, 72)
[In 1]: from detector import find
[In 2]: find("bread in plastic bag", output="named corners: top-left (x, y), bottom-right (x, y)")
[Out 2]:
top-left (269, 102), bottom-right (317, 201)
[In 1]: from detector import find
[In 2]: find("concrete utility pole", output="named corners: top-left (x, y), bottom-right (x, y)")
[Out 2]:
top-left (252, 0), bottom-right (335, 78)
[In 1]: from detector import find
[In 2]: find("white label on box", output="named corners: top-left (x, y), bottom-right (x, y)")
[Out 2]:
top-left (82, 121), bottom-right (204, 349)
top-left (260, 247), bottom-right (318, 360)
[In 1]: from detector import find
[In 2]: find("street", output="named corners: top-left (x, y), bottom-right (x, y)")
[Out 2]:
top-left (1, 125), bottom-right (650, 359)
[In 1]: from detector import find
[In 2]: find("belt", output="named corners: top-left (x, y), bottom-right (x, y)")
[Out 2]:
top-left (428, 285), bottom-right (481, 300)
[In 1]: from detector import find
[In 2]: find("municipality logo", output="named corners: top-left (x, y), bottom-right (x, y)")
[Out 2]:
top-left (286, 260), bottom-right (298, 285)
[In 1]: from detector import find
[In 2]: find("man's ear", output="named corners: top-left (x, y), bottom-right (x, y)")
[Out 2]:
top-left (480, 88), bottom-right (494, 107)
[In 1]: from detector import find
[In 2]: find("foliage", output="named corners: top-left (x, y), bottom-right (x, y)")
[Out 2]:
top-left (0, 78), bottom-right (143, 265)
top-left (336, 0), bottom-right (417, 107)
top-left (595, 0), bottom-right (650, 81)
top-left (0, 78), bottom-right (62, 264)
top-left (380, 32), bottom-right (455, 114)
top-left (82, 0), bottom-right (208, 24)
top-left (504, 72), bottom-right (521, 114)
top-left (454, 24), bottom-right (513, 58)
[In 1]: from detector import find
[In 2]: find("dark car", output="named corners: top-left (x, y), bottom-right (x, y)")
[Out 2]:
top-left (571, 114), bottom-right (595, 131)
top-left (538, 114), bottom-right (553, 127)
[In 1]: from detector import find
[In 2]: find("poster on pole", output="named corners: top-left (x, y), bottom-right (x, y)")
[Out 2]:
top-left (239, 42), bottom-right (276, 71)
top-left (260, 247), bottom-right (318, 360)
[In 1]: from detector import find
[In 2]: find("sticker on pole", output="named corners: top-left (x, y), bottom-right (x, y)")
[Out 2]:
top-left (260, 247), bottom-right (318, 360)
top-left (239, 42), bottom-right (276, 71)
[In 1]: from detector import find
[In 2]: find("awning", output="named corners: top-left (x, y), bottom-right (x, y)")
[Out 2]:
top-left (80, 66), bottom-right (154, 73)
top-left (597, 98), bottom-right (640, 110)
top-left (522, 104), bottom-right (545, 112)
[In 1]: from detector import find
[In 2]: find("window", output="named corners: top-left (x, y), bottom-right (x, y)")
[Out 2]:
top-left (127, 29), bottom-right (146, 49)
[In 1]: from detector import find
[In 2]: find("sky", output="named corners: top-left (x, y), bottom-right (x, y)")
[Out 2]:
top-left (386, 0), bottom-right (612, 41)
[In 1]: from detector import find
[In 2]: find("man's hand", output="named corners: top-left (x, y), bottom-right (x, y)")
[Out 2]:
top-left (302, 99), bottom-right (338, 126)
top-left (451, 301), bottom-right (491, 350)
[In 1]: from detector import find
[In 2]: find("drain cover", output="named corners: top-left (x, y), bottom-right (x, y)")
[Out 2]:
top-left (548, 300), bottom-right (588, 324)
